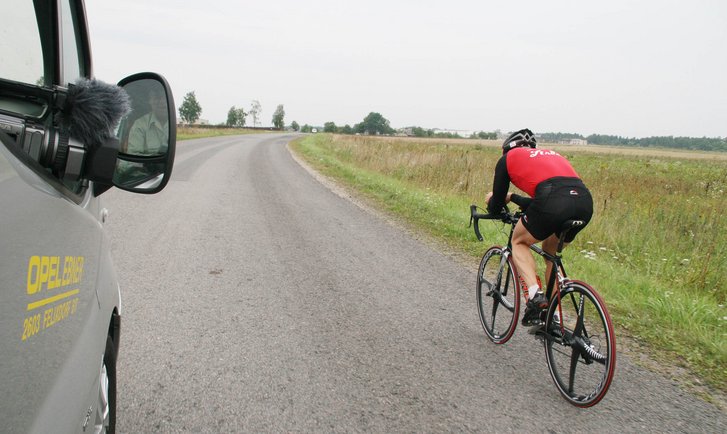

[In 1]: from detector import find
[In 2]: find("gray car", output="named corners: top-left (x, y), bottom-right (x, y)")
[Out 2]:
top-left (1, 1), bottom-right (176, 432)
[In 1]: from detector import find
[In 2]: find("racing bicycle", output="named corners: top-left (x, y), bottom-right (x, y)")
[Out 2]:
top-left (469, 204), bottom-right (616, 407)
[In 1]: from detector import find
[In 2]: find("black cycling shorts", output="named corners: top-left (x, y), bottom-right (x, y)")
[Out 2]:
top-left (521, 177), bottom-right (593, 242)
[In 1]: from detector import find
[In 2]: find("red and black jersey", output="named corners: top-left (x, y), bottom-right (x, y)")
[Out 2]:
top-left (487, 147), bottom-right (581, 214)
top-left (506, 147), bottom-right (579, 196)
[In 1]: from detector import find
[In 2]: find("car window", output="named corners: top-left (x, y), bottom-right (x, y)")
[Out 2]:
top-left (0, 0), bottom-right (44, 85)
top-left (60, 0), bottom-right (82, 85)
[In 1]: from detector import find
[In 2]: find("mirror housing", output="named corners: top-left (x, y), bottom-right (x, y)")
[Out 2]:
top-left (103, 72), bottom-right (176, 195)
top-left (87, 137), bottom-right (120, 188)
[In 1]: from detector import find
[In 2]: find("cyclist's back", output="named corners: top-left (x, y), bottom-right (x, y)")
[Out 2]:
top-left (505, 147), bottom-right (579, 198)
top-left (488, 144), bottom-right (592, 244)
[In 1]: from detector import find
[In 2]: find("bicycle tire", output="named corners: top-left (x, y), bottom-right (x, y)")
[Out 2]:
top-left (476, 246), bottom-right (520, 344)
top-left (543, 281), bottom-right (616, 407)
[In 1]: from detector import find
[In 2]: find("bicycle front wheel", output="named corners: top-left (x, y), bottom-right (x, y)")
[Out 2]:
top-left (476, 246), bottom-right (520, 344)
top-left (544, 281), bottom-right (616, 407)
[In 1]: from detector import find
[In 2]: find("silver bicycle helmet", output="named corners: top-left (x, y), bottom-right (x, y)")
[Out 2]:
top-left (502, 128), bottom-right (536, 154)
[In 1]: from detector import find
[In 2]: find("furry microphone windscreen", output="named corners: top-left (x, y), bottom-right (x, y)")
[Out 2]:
top-left (56, 78), bottom-right (131, 148)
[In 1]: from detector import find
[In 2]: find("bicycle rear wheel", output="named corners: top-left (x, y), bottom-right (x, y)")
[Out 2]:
top-left (543, 281), bottom-right (616, 407)
top-left (476, 247), bottom-right (520, 344)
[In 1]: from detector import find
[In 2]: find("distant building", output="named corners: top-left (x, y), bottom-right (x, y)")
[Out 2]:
top-left (558, 138), bottom-right (589, 145)
top-left (399, 127), bottom-right (415, 136)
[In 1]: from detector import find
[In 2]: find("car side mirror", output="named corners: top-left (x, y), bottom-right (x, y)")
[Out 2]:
top-left (107, 72), bottom-right (176, 194)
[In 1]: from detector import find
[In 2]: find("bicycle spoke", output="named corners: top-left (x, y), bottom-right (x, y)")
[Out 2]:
top-left (568, 345), bottom-right (579, 394)
top-left (569, 291), bottom-right (592, 342)
top-left (489, 290), bottom-right (500, 325)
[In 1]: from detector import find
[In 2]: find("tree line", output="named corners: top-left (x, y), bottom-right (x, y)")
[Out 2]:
top-left (541, 132), bottom-right (726, 152)
top-left (315, 113), bottom-right (499, 140)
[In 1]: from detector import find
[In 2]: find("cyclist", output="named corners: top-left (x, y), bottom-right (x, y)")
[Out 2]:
top-left (485, 129), bottom-right (593, 325)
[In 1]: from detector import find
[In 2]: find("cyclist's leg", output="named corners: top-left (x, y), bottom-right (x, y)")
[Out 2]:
top-left (511, 221), bottom-right (541, 297)
top-left (514, 223), bottom-right (551, 326)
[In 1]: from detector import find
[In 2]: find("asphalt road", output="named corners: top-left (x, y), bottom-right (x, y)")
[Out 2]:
top-left (105, 133), bottom-right (725, 433)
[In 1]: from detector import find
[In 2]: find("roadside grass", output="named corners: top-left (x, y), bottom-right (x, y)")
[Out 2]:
top-left (290, 133), bottom-right (727, 398)
top-left (177, 126), bottom-right (267, 141)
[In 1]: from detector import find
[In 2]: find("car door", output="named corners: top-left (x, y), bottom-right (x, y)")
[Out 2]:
top-left (0, 0), bottom-right (107, 431)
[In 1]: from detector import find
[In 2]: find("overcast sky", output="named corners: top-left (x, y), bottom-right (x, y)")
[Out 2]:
top-left (85, 0), bottom-right (726, 138)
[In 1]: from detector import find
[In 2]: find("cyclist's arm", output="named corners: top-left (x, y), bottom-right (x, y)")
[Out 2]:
top-left (510, 193), bottom-right (532, 210)
top-left (487, 155), bottom-right (510, 214)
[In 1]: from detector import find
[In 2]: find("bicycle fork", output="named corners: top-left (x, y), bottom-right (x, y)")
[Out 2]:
top-left (483, 249), bottom-right (514, 309)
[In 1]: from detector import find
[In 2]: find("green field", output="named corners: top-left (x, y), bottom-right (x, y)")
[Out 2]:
top-left (290, 133), bottom-right (726, 400)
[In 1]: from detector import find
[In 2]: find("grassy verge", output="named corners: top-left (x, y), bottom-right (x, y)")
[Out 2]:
top-left (176, 126), bottom-right (270, 141)
top-left (291, 133), bottom-right (726, 399)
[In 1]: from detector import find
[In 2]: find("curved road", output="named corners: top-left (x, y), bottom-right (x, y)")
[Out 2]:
top-left (105, 134), bottom-right (725, 432)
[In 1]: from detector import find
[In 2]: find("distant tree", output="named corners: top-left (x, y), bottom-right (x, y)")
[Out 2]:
top-left (291, 121), bottom-right (300, 131)
top-left (179, 91), bottom-right (202, 124)
top-left (236, 108), bottom-right (247, 127)
top-left (540, 132), bottom-right (585, 143)
top-left (356, 112), bottom-right (394, 135)
top-left (226, 106), bottom-right (238, 126)
top-left (340, 124), bottom-right (353, 135)
top-left (323, 122), bottom-right (337, 133)
top-left (583, 134), bottom-right (727, 151)
top-left (476, 131), bottom-right (497, 140)
top-left (301, 124), bottom-right (313, 133)
top-left (272, 104), bottom-right (285, 129)
top-left (249, 100), bottom-right (262, 127)
top-left (433, 131), bottom-right (461, 139)
top-left (226, 106), bottom-right (247, 127)
top-left (410, 126), bottom-right (432, 137)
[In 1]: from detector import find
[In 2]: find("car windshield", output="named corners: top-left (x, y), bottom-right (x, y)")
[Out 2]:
top-left (0, 0), bottom-right (44, 85)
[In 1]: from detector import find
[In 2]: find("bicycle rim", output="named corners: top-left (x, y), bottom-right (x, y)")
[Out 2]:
top-left (476, 247), bottom-right (520, 344)
top-left (544, 281), bottom-right (616, 407)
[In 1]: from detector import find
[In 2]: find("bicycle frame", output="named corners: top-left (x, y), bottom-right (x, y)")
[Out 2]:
top-left (494, 210), bottom-right (570, 303)
top-left (528, 244), bottom-right (569, 302)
